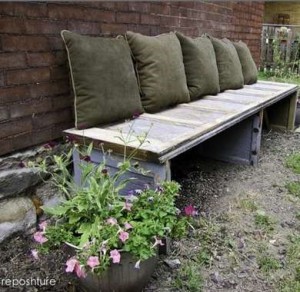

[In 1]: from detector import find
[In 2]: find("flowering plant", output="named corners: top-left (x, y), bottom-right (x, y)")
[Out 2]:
top-left (32, 140), bottom-right (192, 278)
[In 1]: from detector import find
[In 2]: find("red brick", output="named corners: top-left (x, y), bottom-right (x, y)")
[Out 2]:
top-left (24, 19), bottom-right (67, 35)
top-left (0, 85), bottom-right (31, 104)
top-left (127, 24), bottom-right (151, 36)
top-left (180, 17), bottom-right (198, 28)
top-left (0, 17), bottom-right (25, 34)
top-left (29, 80), bottom-right (70, 99)
top-left (150, 3), bottom-right (170, 15)
top-left (0, 118), bottom-right (32, 139)
top-left (48, 4), bottom-right (115, 23)
top-left (140, 14), bottom-right (160, 25)
top-left (2, 36), bottom-right (50, 52)
top-left (27, 52), bottom-right (56, 67)
top-left (0, 53), bottom-right (27, 69)
top-left (178, 2), bottom-right (195, 9)
top-left (50, 66), bottom-right (69, 81)
top-left (10, 97), bottom-right (52, 119)
top-left (116, 12), bottom-right (140, 24)
top-left (32, 108), bottom-right (72, 129)
top-left (6, 68), bottom-right (50, 86)
top-left (0, 3), bottom-right (47, 18)
top-left (101, 23), bottom-right (128, 35)
top-left (67, 21), bottom-right (101, 35)
top-left (51, 95), bottom-right (72, 110)
top-left (0, 106), bottom-right (9, 122)
top-left (48, 36), bottom-right (65, 51)
top-left (160, 16), bottom-right (180, 27)
top-left (128, 3), bottom-right (150, 13)
top-left (0, 138), bottom-right (12, 156)
top-left (0, 71), bottom-right (4, 87)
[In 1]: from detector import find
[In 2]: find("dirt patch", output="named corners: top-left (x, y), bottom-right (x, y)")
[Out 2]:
top-left (0, 130), bottom-right (299, 291)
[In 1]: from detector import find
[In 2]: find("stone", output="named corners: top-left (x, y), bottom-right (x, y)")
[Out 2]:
top-left (35, 182), bottom-right (65, 211)
top-left (164, 259), bottom-right (181, 269)
top-left (0, 168), bottom-right (42, 199)
top-left (0, 197), bottom-right (36, 242)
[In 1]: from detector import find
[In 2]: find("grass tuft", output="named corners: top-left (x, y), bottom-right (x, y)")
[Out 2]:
top-left (286, 181), bottom-right (300, 198)
top-left (174, 263), bottom-right (203, 292)
top-left (254, 211), bottom-right (275, 232)
top-left (286, 153), bottom-right (300, 174)
top-left (258, 255), bottom-right (281, 273)
top-left (239, 198), bottom-right (258, 212)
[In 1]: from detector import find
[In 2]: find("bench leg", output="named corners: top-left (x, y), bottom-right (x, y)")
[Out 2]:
top-left (73, 148), bottom-right (171, 194)
top-left (197, 111), bottom-right (263, 166)
top-left (264, 91), bottom-right (298, 131)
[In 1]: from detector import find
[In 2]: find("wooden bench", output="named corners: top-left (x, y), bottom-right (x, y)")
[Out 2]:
top-left (64, 80), bottom-right (298, 193)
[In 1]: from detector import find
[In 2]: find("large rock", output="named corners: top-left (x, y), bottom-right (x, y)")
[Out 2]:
top-left (0, 168), bottom-right (42, 199)
top-left (36, 182), bottom-right (65, 210)
top-left (0, 197), bottom-right (36, 242)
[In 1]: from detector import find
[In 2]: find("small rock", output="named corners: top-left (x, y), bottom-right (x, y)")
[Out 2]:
top-left (164, 259), bottom-right (181, 269)
top-left (210, 271), bottom-right (222, 284)
top-left (237, 238), bottom-right (246, 249)
top-left (278, 248), bottom-right (286, 255)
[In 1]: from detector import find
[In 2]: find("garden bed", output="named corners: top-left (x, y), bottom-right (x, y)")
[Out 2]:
top-left (0, 129), bottom-right (299, 291)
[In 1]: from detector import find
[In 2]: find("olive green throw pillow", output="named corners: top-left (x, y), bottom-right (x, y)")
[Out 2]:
top-left (176, 32), bottom-right (220, 100)
top-left (61, 30), bottom-right (143, 129)
top-left (126, 31), bottom-right (190, 113)
top-left (233, 41), bottom-right (258, 85)
top-left (210, 37), bottom-right (244, 91)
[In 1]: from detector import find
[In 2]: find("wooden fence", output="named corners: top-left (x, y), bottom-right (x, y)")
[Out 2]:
top-left (261, 24), bottom-right (300, 71)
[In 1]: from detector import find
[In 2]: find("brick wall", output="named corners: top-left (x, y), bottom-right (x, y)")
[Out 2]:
top-left (0, 1), bottom-right (264, 156)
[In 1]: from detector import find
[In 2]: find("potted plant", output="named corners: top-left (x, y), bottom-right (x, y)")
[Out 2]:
top-left (31, 140), bottom-right (192, 292)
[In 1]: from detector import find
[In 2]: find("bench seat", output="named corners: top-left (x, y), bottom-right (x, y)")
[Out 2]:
top-left (64, 80), bottom-right (298, 192)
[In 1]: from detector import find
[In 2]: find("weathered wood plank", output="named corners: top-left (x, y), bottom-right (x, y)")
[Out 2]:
top-left (64, 82), bottom-right (298, 163)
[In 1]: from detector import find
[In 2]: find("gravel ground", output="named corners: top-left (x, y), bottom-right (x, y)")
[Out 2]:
top-left (0, 129), bottom-right (299, 292)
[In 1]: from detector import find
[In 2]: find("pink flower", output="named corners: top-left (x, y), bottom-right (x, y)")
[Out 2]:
top-left (107, 217), bottom-right (118, 225)
top-left (134, 260), bottom-right (141, 269)
top-left (87, 256), bottom-right (100, 268)
top-left (74, 264), bottom-right (86, 278)
top-left (65, 258), bottom-right (79, 273)
top-left (184, 205), bottom-right (198, 217)
top-left (124, 222), bottom-right (133, 230)
top-left (119, 231), bottom-right (129, 242)
top-left (152, 236), bottom-right (164, 248)
top-left (39, 221), bottom-right (47, 232)
top-left (123, 201), bottom-right (132, 211)
top-left (110, 249), bottom-right (121, 264)
top-left (33, 231), bottom-right (48, 244)
top-left (66, 258), bottom-right (86, 278)
top-left (31, 249), bottom-right (39, 260)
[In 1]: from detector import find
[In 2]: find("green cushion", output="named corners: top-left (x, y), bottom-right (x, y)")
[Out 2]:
top-left (126, 31), bottom-right (190, 113)
top-left (233, 41), bottom-right (258, 85)
top-left (176, 32), bottom-right (220, 100)
top-left (210, 37), bottom-right (244, 91)
top-left (61, 30), bottom-right (143, 129)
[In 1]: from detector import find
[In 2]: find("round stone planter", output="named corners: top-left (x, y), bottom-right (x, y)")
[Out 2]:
top-left (78, 253), bottom-right (158, 292)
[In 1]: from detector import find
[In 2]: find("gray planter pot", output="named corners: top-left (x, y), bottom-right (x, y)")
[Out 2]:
top-left (78, 253), bottom-right (158, 292)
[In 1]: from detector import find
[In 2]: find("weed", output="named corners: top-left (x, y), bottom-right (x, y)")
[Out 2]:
top-left (286, 153), bottom-right (300, 174)
top-left (258, 255), bottom-right (281, 273)
top-left (286, 181), bottom-right (300, 198)
top-left (197, 248), bottom-right (211, 266)
top-left (279, 277), bottom-right (300, 292)
top-left (174, 263), bottom-right (203, 292)
top-left (287, 235), bottom-right (300, 265)
top-left (239, 198), bottom-right (258, 212)
top-left (254, 210), bottom-right (275, 232)
top-left (296, 213), bottom-right (300, 221)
